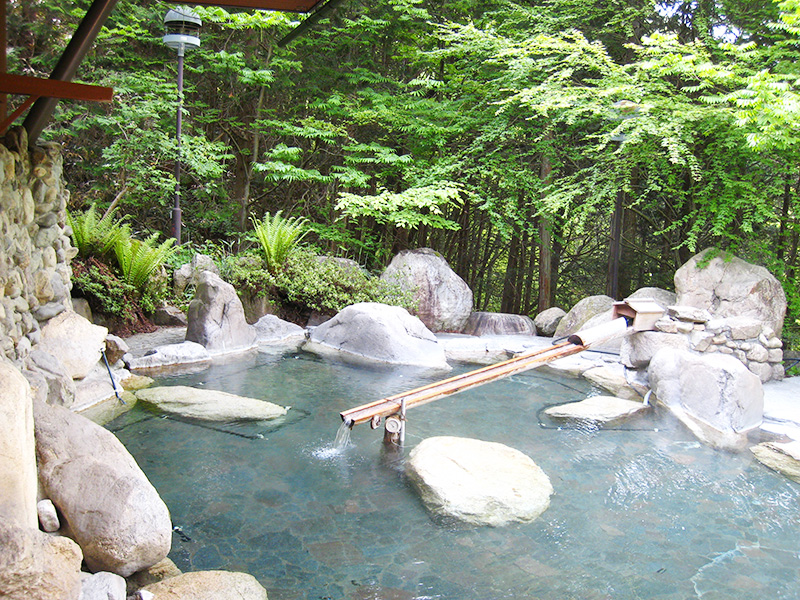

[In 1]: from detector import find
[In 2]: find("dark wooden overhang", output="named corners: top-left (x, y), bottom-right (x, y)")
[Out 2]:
top-left (1, 0), bottom-right (336, 145)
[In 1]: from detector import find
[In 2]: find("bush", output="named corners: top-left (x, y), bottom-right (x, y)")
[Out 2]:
top-left (220, 248), bottom-right (414, 322)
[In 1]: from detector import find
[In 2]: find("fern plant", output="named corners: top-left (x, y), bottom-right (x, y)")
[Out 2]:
top-left (67, 204), bottom-right (130, 259)
top-left (250, 211), bottom-right (309, 274)
top-left (113, 232), bottom-right (178, 294)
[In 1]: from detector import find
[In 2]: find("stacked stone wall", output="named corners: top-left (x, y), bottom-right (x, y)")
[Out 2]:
top-left (0, 128), bottom-right (74, 363)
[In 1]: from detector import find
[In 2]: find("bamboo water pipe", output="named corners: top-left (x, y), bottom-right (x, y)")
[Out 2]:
top-left (340, 316), bottom-right (636, 429)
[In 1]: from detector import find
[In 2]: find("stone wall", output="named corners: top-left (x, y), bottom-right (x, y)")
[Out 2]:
top-left (0, 128), bottom-right (75, 363)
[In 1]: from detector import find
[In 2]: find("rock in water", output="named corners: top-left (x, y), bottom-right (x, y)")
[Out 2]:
top-left (648, 348), bottom-right (763, 450)
top-left (751, 441), bottom-right (800, 484)
top-left (33, 399), bottom-right (172, 576)
top-left (405, 436), bottom-right (553, 527)
top-left (544, 395), bottom-right (648, 425)
top-left (461, 312), bottom-right (536, 336)
top-left (136, 386), bottom-right (287, 421)
top-left (141, 571), bottom-right (268, 600)
top-left (304, 302), bottom-right (449, 369)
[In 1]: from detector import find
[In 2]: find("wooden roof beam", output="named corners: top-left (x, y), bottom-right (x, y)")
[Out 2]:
top-left (0, 74), bottom-right (113, 103)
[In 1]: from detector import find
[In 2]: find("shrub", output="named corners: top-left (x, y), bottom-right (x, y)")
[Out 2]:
top-left (67, 204), bottom-right (129, 259)
top-left (250, 211), bottom-right (309, 274)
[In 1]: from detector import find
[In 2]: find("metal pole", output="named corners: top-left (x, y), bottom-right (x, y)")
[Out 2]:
top-left (172, 47), bottom-right (184, 245)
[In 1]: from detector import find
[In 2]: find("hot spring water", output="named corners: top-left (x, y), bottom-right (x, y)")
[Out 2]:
top-left (108, 350), bottom-right (800, 600)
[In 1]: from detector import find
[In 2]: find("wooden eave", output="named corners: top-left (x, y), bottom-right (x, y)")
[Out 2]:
top-left (2, 0), bottom-right (331, 144)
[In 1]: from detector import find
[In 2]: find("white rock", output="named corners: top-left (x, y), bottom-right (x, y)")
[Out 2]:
top-left (304, 302), bottom-right (449, 370)
top-left (135, 386), bottom-right (287, 422)
top-left (0, 360), bottom-right (38, 529)
top-left (405, 436), bottom-right (553, 527)
top-left (78, 571), bottom-right (126, 600)
top-left (33, 400), bottom-right (172, 577)
top-left (37, 499), bottom-right (60, 533)
top-left (38, 311), bottom-right (107, 379)
top-left (544, 395), bottom-right (648, 425)
top-left (142, 571), bottom-right (267, 600)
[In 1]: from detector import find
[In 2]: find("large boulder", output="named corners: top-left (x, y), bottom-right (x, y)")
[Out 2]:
top-left (140, 571), bottom-right (267, 600)
top-left (648, 348), bottom-right (763, 450)
top-left (534, 307), bottom-right (566, 337)
top-left (405, 436), bottom-right (553, 527)
top-left (461, 312), bottom-right (536, 336)
top-left (37, 310), bottom-right (107, 379)
top-left (381, 248), bottom-right (473, 332)
top-left (553, 295), bottom-right (615, 338)
top-left (135, 386), bottom-right (288, 421)
top-left (304, 302), bottom-right (449, 369)
top-left (675, 248), bottom-right (787, 335)
top-left (186, 271), bottom-right (257, 354)
top-left (0, 522), bottom-right (83, 600)
top-left (627, 286), bottom-right (676, 308)
top-left (33, 399), bottom-right (172, 576)
top-left (0, 361), bottom-right (38, 528)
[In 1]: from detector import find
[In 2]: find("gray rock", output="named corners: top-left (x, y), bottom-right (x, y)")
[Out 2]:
top-left (462, 312), bottom-right (536, 336)
top-left (38, 310), bottom-right (107, 379)
top-left (0, 361), bottom-right (38, 529)
top-left (405, 436), bottom-right (553, 527)
top-left (71, 297), bottom-right (92, 322)
top-left (104, 334), bottom-right (129, 365)
top-left (627, 286), bottom-right (676, 308)
top-left (141, 571), bottom-right (267, 600)
top-left (37, 499), bottom-right (60, 533)
top-left (724, 316), bottom-right (763, 340)
top-left (666, 305), bottom-right (712, 323)
top-left (674, 248), bottom-right (787, 336)
top-left (582, 364), bottom-right (641, 400)
top-left (620, 331), bottom-right (691, 369)
top-left (252, 314), bottom-right (305, 345)
top-left (648, 348), bottom-right (763, 450)
top-left (33, 399), bottom-right (172, 576)
top-left (751, 441), bottom-right (800, 484)
top-left (544, 395), bottom-right (648, 425)
top-left (135, 385), bottom-right (287, 422)
top-left (173, 254), bottom-right (219, 296)
top-left (153, 305), bottom-right (187, 327)
top-left (554, 295), bottom-right (615, 338)
top-left (534, 307), bottom-right (566, 336)
top-left (0, 522), bottom-right (82, 600)
top-left (126, 341), bottom-right (210, 372)
top-left (186, 271), bottom-right (257, 354)
top-left (381, 248), bottom-right (473, 333)
top-left (79, 571), bottom-right (126, 600)
top-left (304, 302), bottom-right (449, 370)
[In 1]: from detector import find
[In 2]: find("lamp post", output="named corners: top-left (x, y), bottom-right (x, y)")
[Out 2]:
top-left (163, 7), bottom-right (201, 245)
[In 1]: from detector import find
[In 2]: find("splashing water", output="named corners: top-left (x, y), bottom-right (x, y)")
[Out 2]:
top-left (333, 419), bottom-right (353, 450)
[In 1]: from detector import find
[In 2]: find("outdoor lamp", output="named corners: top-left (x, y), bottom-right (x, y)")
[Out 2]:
top-left (163, 7), bottom-right (201, 245)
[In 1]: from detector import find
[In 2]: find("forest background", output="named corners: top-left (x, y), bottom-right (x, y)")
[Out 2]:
top-left (9, 0), bottom-right (800, 343)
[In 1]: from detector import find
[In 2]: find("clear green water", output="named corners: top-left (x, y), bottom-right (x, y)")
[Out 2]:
top-left (108, 350), bottom-right (800, 600)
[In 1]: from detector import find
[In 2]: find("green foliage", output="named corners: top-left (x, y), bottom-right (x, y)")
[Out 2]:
top-left (274, 249), bottom-right (415, 315)
top-left (336, 183), bottom-right (463, 230)
top-left (113, 233), bottom-right (178, 294)
top-left (250, 211), bottom-right (309, 274)
top-left (67, 204), bottom-right (129, 259)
